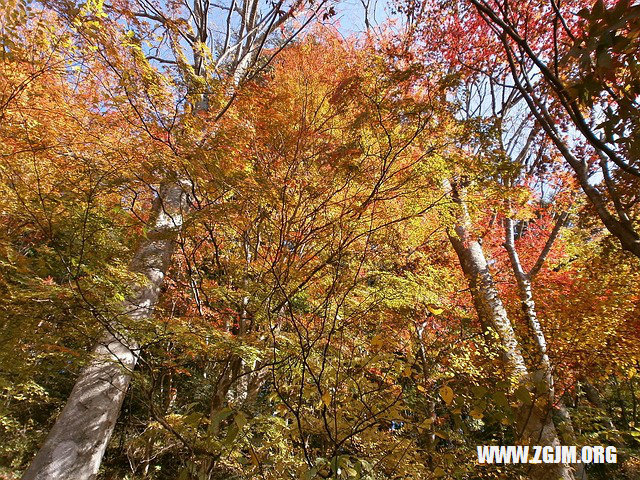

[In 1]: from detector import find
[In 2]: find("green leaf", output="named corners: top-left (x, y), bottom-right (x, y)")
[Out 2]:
top-left (515, 385), bottom-right (532, 405)
top-left (302, 467), bottom-right (319, 480)
top-left (235, 411), bottom-right (247, 429)
top-left (493, 391), bottom-right (509, 408)
top-left (209, 407), bottom-right (233, 434)
top-left (223, 424), bottom-right (239, 447)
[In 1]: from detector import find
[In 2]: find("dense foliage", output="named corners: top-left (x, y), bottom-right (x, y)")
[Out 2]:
top-left (1, 0), bottom-right (639, 479)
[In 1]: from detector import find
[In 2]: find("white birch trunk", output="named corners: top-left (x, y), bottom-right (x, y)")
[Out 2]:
top-left (503, 217), bottom-right (585, 479)
top-left (445, 184), bottom-right (573, 480)
top-left (22, 184), bottom-right (188, 480)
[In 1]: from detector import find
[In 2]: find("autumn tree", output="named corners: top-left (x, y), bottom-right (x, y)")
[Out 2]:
top-left (2, 0), bottom-right (640, 479)
top-left (3, 0), bottom-right (330, 477)
top-left (412, 0), bottom-right (640, 258)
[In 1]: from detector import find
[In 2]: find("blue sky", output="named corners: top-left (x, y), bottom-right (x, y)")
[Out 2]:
top-left (331, 0), bottom-right (391, 34)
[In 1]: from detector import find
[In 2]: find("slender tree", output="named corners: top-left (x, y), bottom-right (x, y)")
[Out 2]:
top-left (21, 0), bottom-right (327, 477)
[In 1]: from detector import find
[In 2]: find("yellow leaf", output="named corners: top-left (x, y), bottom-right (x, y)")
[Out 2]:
top-left (427, 305), bottom-right (444, 315)
top-left (371, 334), bottom-right (385, 348)
top-left (439, 385), bottom-right (454, 405)
top-left (470, 407), bottom-right (483, 419)
top-left (421, 418), bottom-right (434, 428)
top-left (321, 392), bottom-right (331, 407)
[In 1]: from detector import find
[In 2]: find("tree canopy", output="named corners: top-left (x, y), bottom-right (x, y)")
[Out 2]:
top-left (1, 0), bottom-right (639, 479)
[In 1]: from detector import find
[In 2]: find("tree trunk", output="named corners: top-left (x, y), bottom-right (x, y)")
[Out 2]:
top-left (22, 183), bottom-right (188, 480)
top-left (503, 217), bottom-right (585, 479)
top-left (446, 184), bottom-right (573, 480)
top-left (555, 402), bottom-right (587, 480)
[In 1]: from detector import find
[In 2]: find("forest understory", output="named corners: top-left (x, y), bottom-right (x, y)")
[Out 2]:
top-left (1, 0), bottom-right (640, 479)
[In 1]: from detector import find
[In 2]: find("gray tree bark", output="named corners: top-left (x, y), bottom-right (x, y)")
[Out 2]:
top-left (503, 216), bottom-right (585, 479)
top-left (446, 183), bottom-right (573, 480)
top-left (22, 184), bottom-right (188, 480)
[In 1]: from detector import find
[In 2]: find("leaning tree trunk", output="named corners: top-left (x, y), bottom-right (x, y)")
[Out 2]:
top-left (22, 183), bottom-right (188, 480)
top-left (449, 230), bottom-right (573, 480)
top-left (503, 216), bottom-right (585, 479)
top-left (446, 185), bottom-right (573, 480)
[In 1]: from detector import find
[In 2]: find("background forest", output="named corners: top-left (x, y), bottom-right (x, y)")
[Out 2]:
top-left (1, 0), bottom-right (639, 479)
